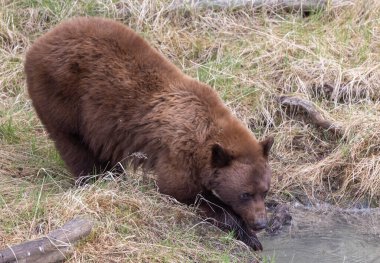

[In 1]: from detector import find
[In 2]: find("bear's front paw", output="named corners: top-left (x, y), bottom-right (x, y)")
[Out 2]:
top-left (236, 229), bottom-right (263, 251)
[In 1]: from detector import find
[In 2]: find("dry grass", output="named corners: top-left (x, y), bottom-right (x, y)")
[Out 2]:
top-left (1, 0), bottom-right (380, 261)
top-left (0, 168), bottom-right (255, 262)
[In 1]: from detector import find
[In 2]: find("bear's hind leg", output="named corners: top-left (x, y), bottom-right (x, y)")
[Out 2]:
top-left (51, 131), bottom-right (107, 177)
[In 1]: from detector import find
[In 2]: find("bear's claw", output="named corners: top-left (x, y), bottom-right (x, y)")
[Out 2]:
top-left (236, 229), bottom-right (263, 251)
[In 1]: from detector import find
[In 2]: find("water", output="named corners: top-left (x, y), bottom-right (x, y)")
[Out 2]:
top-left (260, 204), bottom-right (380, 263)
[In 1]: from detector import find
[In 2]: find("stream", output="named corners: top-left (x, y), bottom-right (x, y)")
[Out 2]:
top-left (260, 204), bottom-right (380, 263)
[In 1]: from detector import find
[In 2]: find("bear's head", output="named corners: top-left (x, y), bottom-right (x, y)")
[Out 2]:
top-left (207, 136), bottom-right (274, 233)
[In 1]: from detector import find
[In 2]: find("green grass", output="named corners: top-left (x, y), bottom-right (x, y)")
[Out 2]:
top-left (262, 255), bottom-right (277, 263)
top-left (0, 117), bottom-right (20, 144)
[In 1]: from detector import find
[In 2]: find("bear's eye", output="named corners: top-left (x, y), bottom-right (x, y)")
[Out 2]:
top-left (240, 193), bottom-right (251, 200)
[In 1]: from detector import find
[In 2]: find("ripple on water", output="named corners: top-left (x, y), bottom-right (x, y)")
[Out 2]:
top-left (260, 205), bottom-right (380, 263)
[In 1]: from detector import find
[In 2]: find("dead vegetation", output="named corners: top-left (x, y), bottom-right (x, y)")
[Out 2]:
top-left (1, 0), bottom-right (380, 261)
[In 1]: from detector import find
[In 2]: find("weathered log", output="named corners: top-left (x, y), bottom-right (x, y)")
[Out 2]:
top-left (278, 95), bottom-right (343, 136)
top-left (170, 0), bottom-right (353, 12)
top-left (0, 218), bottom-right (93, 263)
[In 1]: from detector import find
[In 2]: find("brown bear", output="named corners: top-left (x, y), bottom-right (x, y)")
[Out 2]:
top-left (24, 17), bottom-right (273, 250)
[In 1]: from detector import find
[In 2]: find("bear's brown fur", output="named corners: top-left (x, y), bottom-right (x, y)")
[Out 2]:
top-left (25, 17), bottom-right (273, 250)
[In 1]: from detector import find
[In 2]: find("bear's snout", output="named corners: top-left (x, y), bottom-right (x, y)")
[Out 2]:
top-left (243, 208), bottom-right (268, 232)
top-left (251, 217), bottom-right (267, 231)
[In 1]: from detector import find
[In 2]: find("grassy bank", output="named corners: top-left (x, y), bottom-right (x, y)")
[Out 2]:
top-left (1, 0), bottom-right (379, 261)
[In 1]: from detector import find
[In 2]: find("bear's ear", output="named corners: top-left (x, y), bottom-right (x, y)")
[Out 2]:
top-left (261, 136), bottom-right (274, 157)
top-left (211, 143), bottom-right (232, 168)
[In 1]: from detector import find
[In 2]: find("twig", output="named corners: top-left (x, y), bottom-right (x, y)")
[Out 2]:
top-left (278, 95), bottom-right (344, 136)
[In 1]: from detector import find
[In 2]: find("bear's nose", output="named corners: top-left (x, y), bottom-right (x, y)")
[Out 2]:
top-left (252, 219), bottom-right (267, 231)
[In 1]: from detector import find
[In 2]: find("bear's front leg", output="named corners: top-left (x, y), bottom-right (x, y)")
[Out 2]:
top-left (196, 192), bottom-right (263, 251)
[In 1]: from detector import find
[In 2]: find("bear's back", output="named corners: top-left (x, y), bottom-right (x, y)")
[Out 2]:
top-left (25, 17), bottom-right (184, 135)
top-left (25, 17), bottom-right (182, 100)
